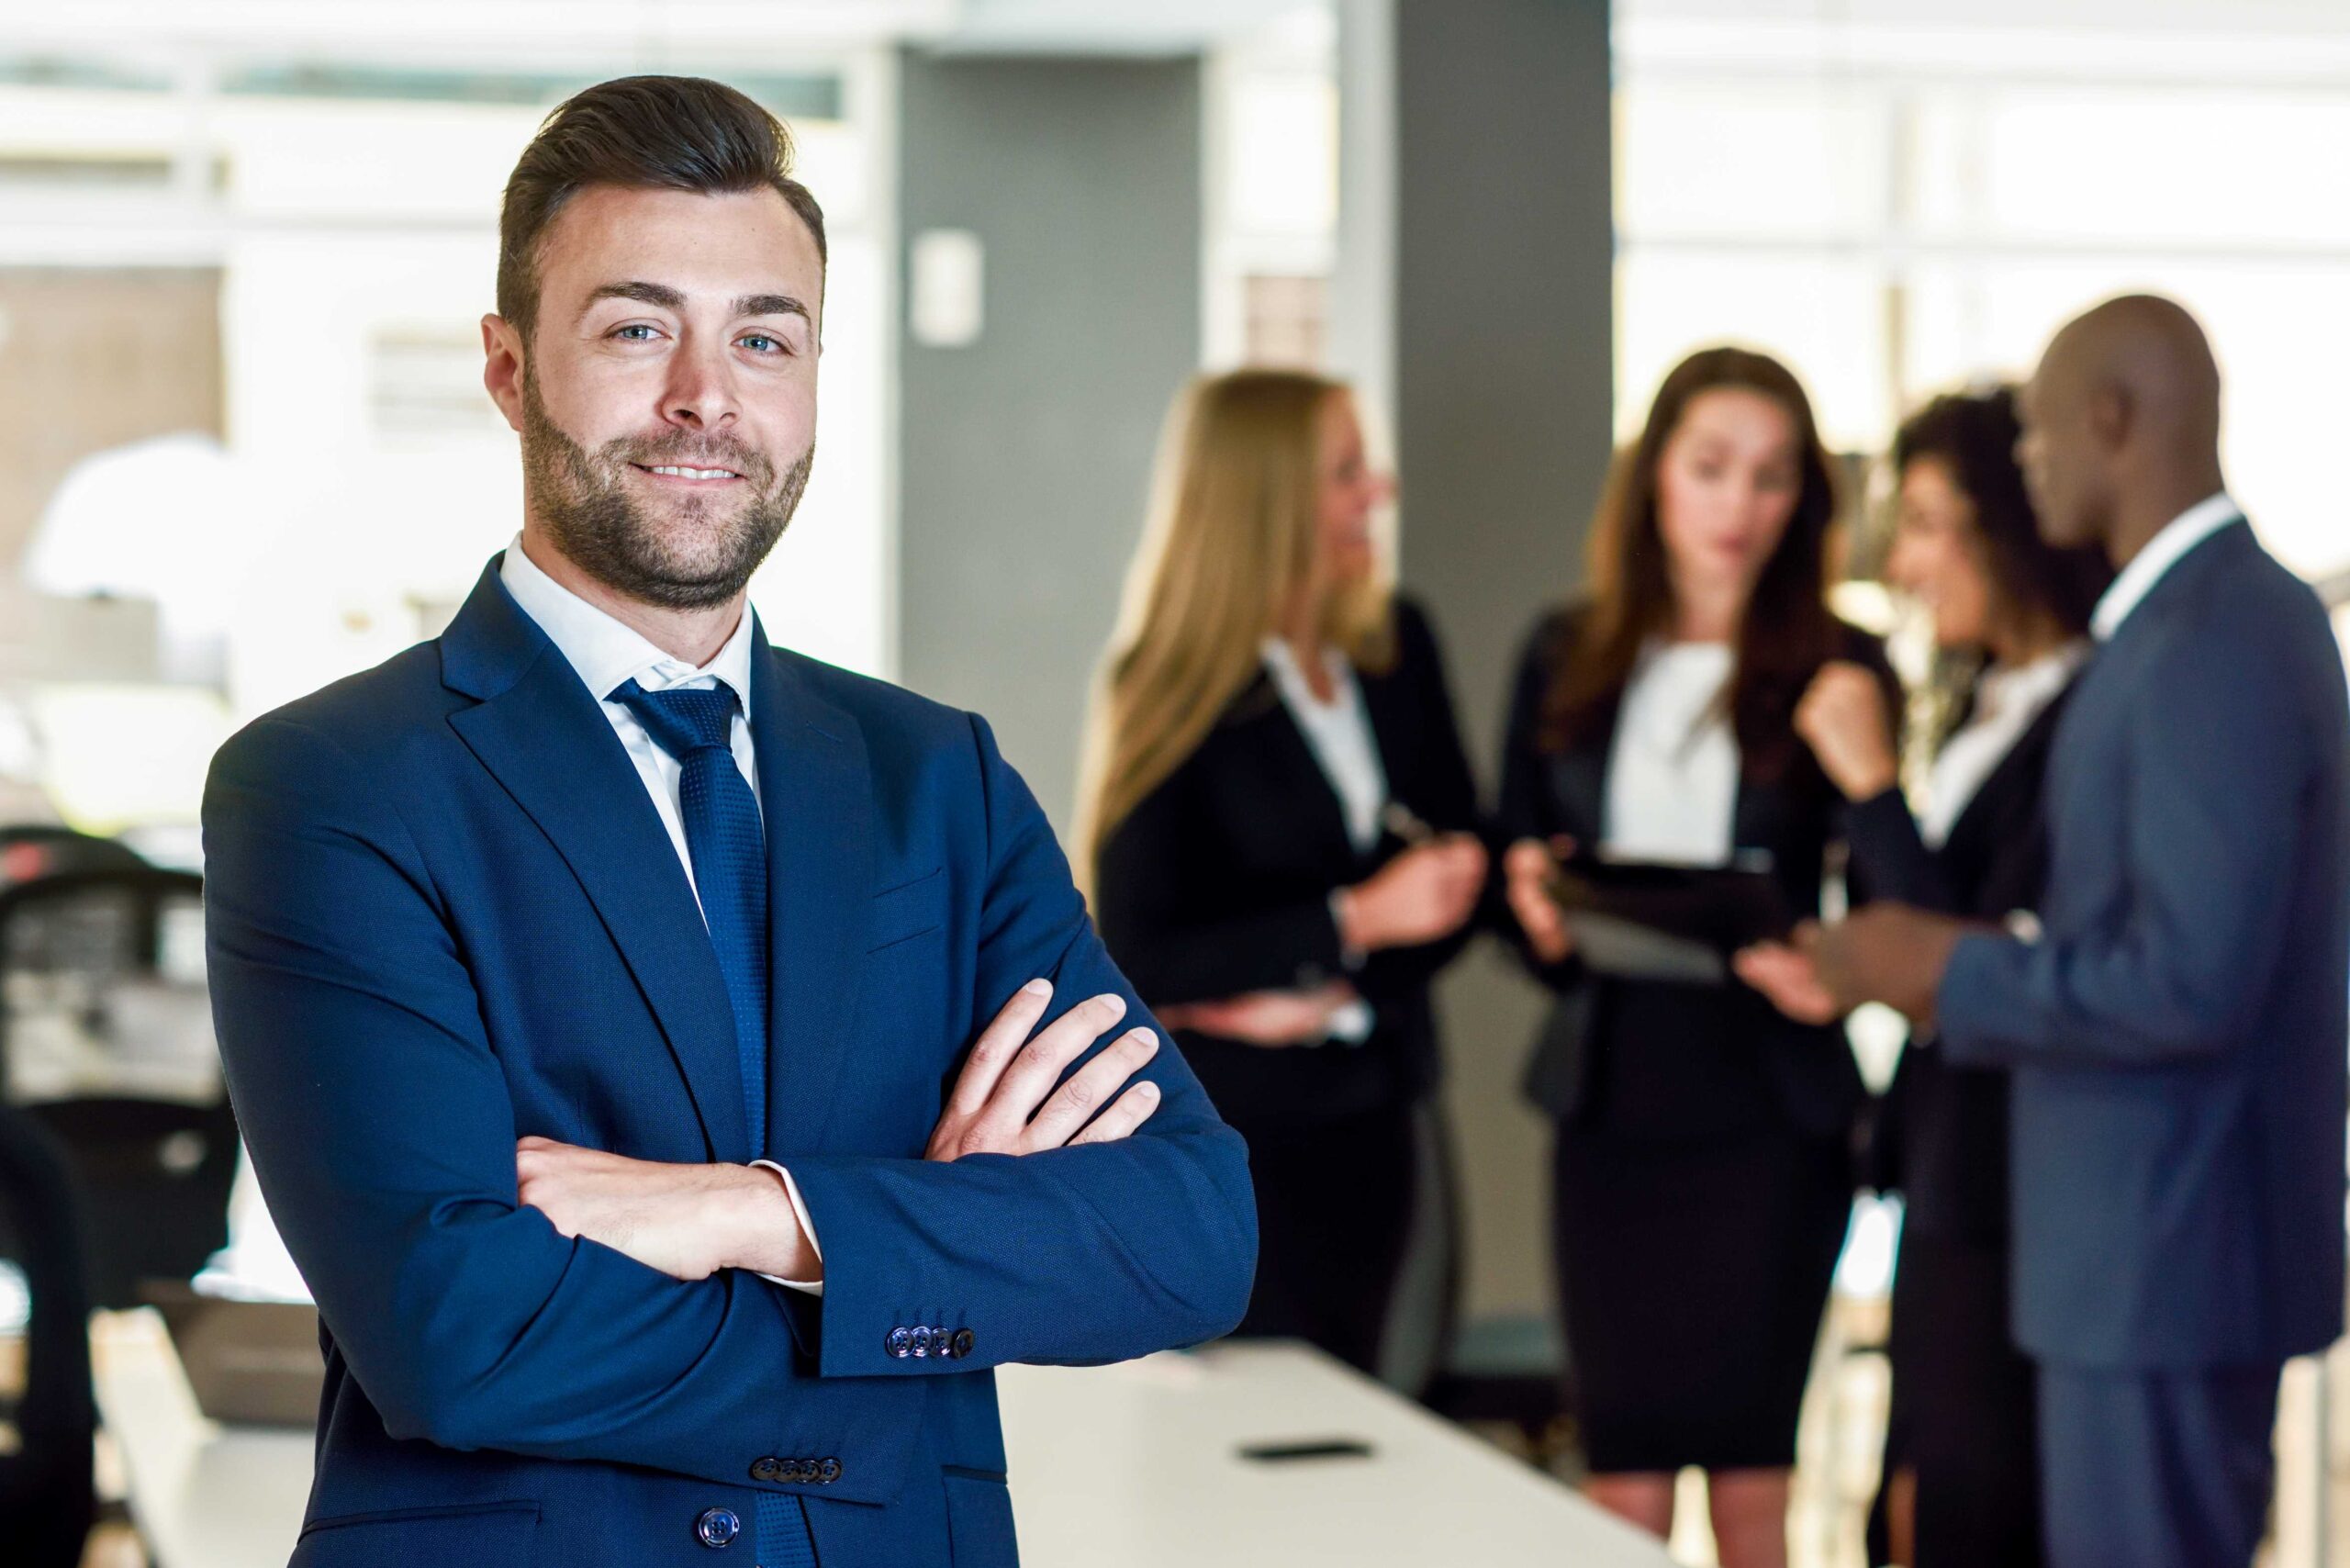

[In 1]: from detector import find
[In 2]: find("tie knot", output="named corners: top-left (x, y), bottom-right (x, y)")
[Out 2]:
top-left (612, 678), bottom-right (740, 757)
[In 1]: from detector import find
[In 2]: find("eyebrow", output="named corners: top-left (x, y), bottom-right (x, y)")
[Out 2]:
top-left (580, 280), bottom-right (811, 323)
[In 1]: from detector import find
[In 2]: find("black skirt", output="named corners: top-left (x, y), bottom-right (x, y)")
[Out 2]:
top-left (1225, 1098), bottom-right (1417, 1376)
top-left (1551, 1125), bottom-right (1852, 1473)
top-left (1883, 1230), bottom-right (2042, 1567)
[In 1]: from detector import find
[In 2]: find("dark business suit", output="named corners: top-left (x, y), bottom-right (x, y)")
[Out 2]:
top-left (1092, 599), bottom-right (1479, 1374)
top-left (1938, 519), bottom-right (2350, 1568)
top-left (1495, 606), bottom-right (1878, 1472)
top-left (1851, 675), bottom-right (2077, 1568)
top-left (203, 558), bottom-right (1256, 1568)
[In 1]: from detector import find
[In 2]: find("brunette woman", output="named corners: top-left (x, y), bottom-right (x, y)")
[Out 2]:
top-left (1740, 386), bottom-right (2109, 1566)
top-left (1081, 370), bottom-right (1485, 1378)
top-left (1496, 347), bottom-right (1891, 1567)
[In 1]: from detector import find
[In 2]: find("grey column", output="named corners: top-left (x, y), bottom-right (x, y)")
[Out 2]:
top-left (894, 51), bottom-right (1203, 830)
top-left (1387, 0), bottom-right (1617, 1337)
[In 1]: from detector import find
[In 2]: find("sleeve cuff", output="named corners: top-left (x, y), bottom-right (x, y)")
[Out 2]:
top-left (1324, 996), bottom-right (1376, 1046)
top-left (749, 1159), bottom-right (825, 1296)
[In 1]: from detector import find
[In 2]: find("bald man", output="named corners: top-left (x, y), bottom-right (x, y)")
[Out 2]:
top-left (1790, 297), bottom-right (2350, 1566)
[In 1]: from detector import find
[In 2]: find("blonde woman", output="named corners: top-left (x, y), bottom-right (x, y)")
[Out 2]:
top-left (1080, 370), bottom-right (1485, 1375)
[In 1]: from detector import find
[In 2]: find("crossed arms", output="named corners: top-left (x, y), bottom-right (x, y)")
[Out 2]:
top-left (203, 711), bottom-right (1256, 1498)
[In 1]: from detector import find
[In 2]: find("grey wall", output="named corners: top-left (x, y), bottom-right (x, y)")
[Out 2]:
top-left (1392, 0), bottom-right (1617, 1324)
top-left (895, 52), bottom-right (1203, 828)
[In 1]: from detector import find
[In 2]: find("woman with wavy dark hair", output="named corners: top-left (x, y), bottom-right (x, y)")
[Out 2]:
top-left (1740, 385), bottom-right (2109, 1566)
top-left (1495, 346), bottom-right (1892, 1566)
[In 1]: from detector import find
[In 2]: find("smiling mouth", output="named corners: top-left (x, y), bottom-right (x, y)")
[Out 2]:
top-left (632, 462), bottom-right (744, 482)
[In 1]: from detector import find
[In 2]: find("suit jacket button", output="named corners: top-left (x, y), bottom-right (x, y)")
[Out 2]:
top-left (886, 1326), bottom-right (912, 1358)
top-left (819, 1458), bottom-right (843, 1484)
top-left (695, 1507), bottom-right (742, 1548)
top-left (749, 1456), bottom-right (780, 1482)
top-left (951, 1327), bottom-right (976, 1359)
top-left (910, 1325), bottom-right (933, 1358)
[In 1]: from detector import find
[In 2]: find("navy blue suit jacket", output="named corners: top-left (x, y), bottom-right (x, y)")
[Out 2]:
top-left (1940, 520), bottom-right (2350, 1370)
top-left (203, 559), bottom-right (1257, 1566)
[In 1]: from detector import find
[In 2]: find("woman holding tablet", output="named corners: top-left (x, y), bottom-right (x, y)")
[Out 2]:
top-left (1740, 386), bottom-right (2109, 1566)
top-left (1495, 347), bottom-right (1891, 1566)
top-left (1082, 369), bottom-right (1485, 1379)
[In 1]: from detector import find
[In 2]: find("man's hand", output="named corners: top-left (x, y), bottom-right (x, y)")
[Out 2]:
top-left (925, 980), bottom-right (1163, 1161)
top-left (1796, 903), bottom-right (1979, 1024)
top-left (515, 1139), bottom-right (817, 1282)
top-left (1157, 980), bottom-right (1360, 1048)
top-left (1732, 940), bottom-right (1842, 1025)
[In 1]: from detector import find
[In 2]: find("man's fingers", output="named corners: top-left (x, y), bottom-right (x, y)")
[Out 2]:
top-left (974, 991), bottom-right (1126, 1138)
top-left (947, 977), bottom-right (1056, 1118)
top-left (1067, 1080), bottom-right (1162, 1148)
top-left (1023, 1027), bottom-right (1158, 1151)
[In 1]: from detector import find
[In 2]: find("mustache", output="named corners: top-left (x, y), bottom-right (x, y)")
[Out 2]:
top-left (600, 429), bottom-right (774, 485)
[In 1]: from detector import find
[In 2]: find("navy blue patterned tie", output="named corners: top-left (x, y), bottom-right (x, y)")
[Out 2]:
top-left (610, 679), bottom-right (770, 1157)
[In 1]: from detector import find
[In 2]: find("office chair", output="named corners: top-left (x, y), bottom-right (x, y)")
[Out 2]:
top-left (0, 1102), bottom-right (96, 1568)
top-left (0, 825), bottom-right (147, 890)
top-left (0, 868), bottom-right (235, 1308)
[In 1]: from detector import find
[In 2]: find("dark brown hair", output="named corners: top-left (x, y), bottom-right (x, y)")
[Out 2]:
top-left (497, 75), bottom-right (828, 341)
top-left (1893, 386), bottom-right (2110, 641)
top-left (1542, 346), bottom-right (1841, 781)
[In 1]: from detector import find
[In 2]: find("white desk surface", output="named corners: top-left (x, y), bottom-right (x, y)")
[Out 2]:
top-left (91, 1311), bottom-right (1673, 1568)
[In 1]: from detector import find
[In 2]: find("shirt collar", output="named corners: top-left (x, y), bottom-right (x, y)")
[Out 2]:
top-left (499, 534), bottom-right (757, 711)
top-left (2089, 492), bottom-right (2241, 642)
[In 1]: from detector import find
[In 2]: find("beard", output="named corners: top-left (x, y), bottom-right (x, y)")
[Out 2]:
top-left (520, 373), bottom-right (813, 610)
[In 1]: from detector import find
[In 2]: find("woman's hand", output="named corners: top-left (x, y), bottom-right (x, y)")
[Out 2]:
top-left (1732, 941), bottom-right (1842, 1025)
top-left (1335, 833), bottom-right (1488, 952)
top-left (1504, 834), bottom-right (1578, 966)
top-left (1795, 661), bottom-right (1898, 801)
top-left (1157, 981), bottom-right (1362, 1048)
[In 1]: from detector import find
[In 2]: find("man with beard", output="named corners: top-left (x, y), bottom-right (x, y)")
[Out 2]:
top-left (1770, 295), bottom-right (2350, 1568)
top-left (203, 76), bottom-right (1255, 1568)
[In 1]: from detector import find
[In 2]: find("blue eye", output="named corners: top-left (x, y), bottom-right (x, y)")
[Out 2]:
top-left (740, 333), bottom-right (785, 354)
top-left (613, 324), bottom-right (657, 342)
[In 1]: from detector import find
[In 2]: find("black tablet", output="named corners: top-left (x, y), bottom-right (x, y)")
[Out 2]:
top-left (1545, 854), bottom-right (1796, 983)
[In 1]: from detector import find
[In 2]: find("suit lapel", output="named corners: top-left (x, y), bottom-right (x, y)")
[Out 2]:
top-left (441, 562), bottom-right (751, 1162)
top-left (1237, 674), bottom-right (1359, 868)
top-left (750, 627), bottom-right (872, 1156)
top-left (1544, 725), bottom-right (1611, 845)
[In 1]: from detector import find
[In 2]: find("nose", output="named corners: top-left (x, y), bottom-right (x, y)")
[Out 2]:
top-left (660, 332), bottom-right (740, 433)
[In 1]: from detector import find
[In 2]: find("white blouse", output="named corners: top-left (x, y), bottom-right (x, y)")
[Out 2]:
top-left (1918, 642), bottom-right (2089, 849)
top-left (1260, 637), bottom-right (1384, 1045)
top-left (1261, 637), bottom-right (1389, 855)
top-left (1601, 642), bottom-right (1740, 866)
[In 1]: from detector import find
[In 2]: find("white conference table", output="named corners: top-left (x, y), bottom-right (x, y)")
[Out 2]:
top-left (91, 1309), bottom-right (1673, 1568)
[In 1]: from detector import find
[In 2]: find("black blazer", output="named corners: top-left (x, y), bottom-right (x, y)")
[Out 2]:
top-left (1494, 606), bottom-right (1882, 1141)
top-left (1093, 599), bottom-right (1481, 1127)
top-left (1854, 670), bottom-right (2076, 1243)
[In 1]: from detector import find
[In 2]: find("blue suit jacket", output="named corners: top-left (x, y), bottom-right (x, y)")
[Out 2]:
top-left (203, 559), bottom-right (1257, 1567)
top-left (1940, 520), bottom-right (2350, 1370)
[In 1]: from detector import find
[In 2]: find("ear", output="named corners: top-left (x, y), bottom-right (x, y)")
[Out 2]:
top-left (481, 313), bottom-right (528, 434)
top-left (2087, 381), bottom-right (2132, 454)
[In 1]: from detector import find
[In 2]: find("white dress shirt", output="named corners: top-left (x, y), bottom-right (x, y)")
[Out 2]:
top-left (1260, 638), bottom-right (1381, 1045)
top-left (1918, 641), bottom-right (2089, 849)
top-left (1602, 642), bottom-right (1740, 865)
top-left (500, 537), bottom-right (822, 1293)
top-left (2089, 492), bottom-right (2241, 642)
